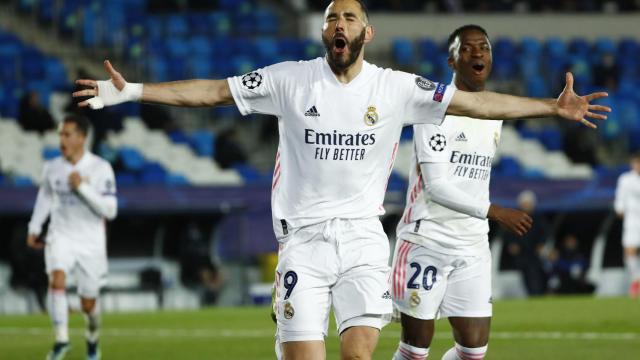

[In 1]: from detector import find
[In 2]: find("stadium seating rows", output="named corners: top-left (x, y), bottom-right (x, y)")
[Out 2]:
top-left (1, 1), bottom-right (638, 186)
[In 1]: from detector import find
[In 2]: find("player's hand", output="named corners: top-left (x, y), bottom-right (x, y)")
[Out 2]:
top-left (73, 60), bottom-right (141, 109)
top-left (556, 72), bottom-right (611, 129)
top-left (69, 171), bottom-right (82, 190)
top-left (488, 204), bottom-right (532, 236)
top-left (27, 234), bottom-right (44, 250)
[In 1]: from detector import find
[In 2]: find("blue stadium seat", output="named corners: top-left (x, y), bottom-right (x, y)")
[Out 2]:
top-left (44, 58), bottom-right (68, 90)
top-left (595, 38), bottom-right (616, 55)
top-left (166, 174), bottom-right (189, 186)
top-left (493, 57), bottom-right (516, 80)
top-left (140, 163), bottom-right (167, 185)
top-left (520, 37), bottom-right (541, 57)
top-left (526, 78), bottom-right (547, 97)
top-left (38, 0), bottom-right (54, 24)
top-left (387, 172), bottom-right (407, 192)
top-left (545, 37), bottom-right (567, 59)
top-left (494, 38), bottom-right (516, 59)
top-left (540, 127), bottom-right (563, 151)
top-left (495, 157), bottom-right (522, 177)
top-left (629, 130), bottom-right (640, 152)
top-left (42, 147), bottom-right (61, 160)
top-left (115, 172), bottom-right (138, 186)
top-left (255, 38), bottom-right (280, 64)
top-left (233, 164), bottom-right (262, 184)
top-left (417, 38), bottom-right (439, 61)
top-left (189, 36), bottom-right (213, 57)
top-left (392, 38), bottom-right (414, 67)
top-left (13, 175), bottom-right (33, 187)
top-left (568, 38), bottom-right (590, 56)
top-left (255, 9), bottom-right (278, 35)
top-left (166, 15), bottom-right (189, 37)
top-left (190, 130), bottom-right (215, 157)
top-left (209, 12), bottom-right (232, 37)
top-left (120, 147), bottom-right (145, 171)
top-left (190, 56), bottom-right (212, 78)
top-left (400, 126), bottom-right (414, 142)
top-left (167, 38), bottom-right (190, 58)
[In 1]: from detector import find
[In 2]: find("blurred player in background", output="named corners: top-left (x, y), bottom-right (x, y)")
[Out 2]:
top-left (391, 25), bottom-right (531, 360)
top-left (27, 114), bottom-right (117, 360)
top-left (614, 152), bottom-right (640, 299)
top-left (72, 1), bottom-right (609, 358)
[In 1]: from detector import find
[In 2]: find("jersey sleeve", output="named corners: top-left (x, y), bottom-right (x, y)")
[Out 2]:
top-left (614, 175), bottom-right (627, 214)
top-left (28, 163), bottom-right (53, 236)
top-left (397, 72), bottom-right (456, 126)
top-left (227, 61), bottom-right (294, 117)
top-left (76, 161), bottom-right (118, 220)
top-left (413, 123), bottom-right (451, 164)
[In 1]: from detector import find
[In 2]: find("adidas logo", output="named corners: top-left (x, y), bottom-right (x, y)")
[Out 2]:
top-left (304, 106), bottom-right (320, 117)
top-left (381, 290), bottom-right (391, 299)
top-left (455, 132), bottom-right (467, 142)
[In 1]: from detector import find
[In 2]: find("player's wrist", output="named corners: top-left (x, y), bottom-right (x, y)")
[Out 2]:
top-left (487, 203), bottom-right (502, 221)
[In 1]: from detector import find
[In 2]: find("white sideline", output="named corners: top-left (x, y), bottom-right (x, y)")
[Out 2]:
top-left (0, 327), bottom-right (637, 341)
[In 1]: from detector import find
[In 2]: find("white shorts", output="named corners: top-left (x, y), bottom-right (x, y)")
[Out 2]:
top-left (273, 218), bottom-right (392, 343)
top-left (45, 241), bottom-right (107, 298)
top-left (622, 227), bottom-right (640, 248)
top-left (391, 238), bottom-right (492, 320)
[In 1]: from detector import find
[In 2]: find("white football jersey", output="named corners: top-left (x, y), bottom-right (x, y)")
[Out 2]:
top-left (397, 114), bottom-right (502, 255)
top-left (28, 152), bottom-right (116, 254)
top-left (615, 170), bottom-right (640, 231)
top-left (228, 58), bottom-right (455, 235)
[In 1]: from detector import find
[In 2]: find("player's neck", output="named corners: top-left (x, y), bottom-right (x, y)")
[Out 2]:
top-left (327, 56), bottom-right (364, 84)
top-left (455, 77), bottom-right (485, 92)
top-left (66, 150), bottom-right (85, 165)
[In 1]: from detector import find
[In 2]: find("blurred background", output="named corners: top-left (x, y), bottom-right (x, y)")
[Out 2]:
top-left (0, 0), bottom-right (639, 315)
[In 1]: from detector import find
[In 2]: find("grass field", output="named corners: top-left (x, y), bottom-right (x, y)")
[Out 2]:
top-left (0, 296), bottom-right (638, 359)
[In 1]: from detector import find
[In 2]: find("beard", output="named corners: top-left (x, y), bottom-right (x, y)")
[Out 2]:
top-left (322, 28), bottom-right (366, 72)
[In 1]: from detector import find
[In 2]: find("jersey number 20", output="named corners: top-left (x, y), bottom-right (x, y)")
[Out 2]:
top-left (407, 263), bottom-right (437, 291)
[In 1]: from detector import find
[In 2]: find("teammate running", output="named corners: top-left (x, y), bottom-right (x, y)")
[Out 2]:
top-left (28, 114), bottom-right (117, 360)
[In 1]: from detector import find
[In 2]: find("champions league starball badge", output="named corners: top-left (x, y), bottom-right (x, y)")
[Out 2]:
top-left (241, 71), bottom-right (263, 90)
top-left (429, 134), bottom-right (447, 152)
top-left (364, 106), bottom-right (379, 126)
top-left (284, 301), bottom-right (295, 319)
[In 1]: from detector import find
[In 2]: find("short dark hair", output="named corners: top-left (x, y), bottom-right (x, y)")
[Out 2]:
top-left (63, 114), bottom-right (90, 136)
top-left (328, 0), bottom-right (369, 23)
top-left (447, 24), bottom-right (489, 57)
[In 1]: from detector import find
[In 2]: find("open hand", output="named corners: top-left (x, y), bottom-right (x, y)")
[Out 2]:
top-left (72, 60), bottom-right (127, 108)
top-left (556, 72), bottom-right (611, 129)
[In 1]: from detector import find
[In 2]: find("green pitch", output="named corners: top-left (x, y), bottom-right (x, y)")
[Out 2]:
top-left (0, 296), bottom-right (638, 359)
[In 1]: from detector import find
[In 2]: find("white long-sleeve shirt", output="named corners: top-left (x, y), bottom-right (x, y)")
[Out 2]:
top-left (28, 152), bottom-right (117, 253)
top-left (397, 112), bottom-right (502, 255)
top-left (615, 170), bottom-right (640, 231)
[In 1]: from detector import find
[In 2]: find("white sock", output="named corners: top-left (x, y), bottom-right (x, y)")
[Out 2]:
top-left (624, 254), bottom-right (640, 281)
top-left (392, 341), bottom-right (429, 360)
top-left (84, 304), bottom-right (101, 343)
top-left (441, 343), bottom-right (487, 360)
top-left (47, 289), bottom-right (69, 343)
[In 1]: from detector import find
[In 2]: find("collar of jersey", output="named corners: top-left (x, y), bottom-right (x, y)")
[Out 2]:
top-left (322, 58), bottom-right (373, 89)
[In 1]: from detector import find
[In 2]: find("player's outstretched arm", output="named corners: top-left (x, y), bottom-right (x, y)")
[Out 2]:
top-left (447, 72), bottom-right (611, 128)
top-left (73, 60), bottom-right (234, 109)
top-left (487, 204), bottom-right (532, 237)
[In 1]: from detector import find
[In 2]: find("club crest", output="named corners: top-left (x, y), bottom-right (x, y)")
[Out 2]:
top-left (364, 106), bottom-right (379, 126)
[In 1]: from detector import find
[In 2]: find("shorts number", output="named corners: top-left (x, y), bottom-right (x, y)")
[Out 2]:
top-left (283, 271), bottom-right (298, 300)
top-left (407, 262), bottom-right (437, 291)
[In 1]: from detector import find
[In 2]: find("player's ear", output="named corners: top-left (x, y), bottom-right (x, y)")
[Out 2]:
top-left (364, 24), bottom-right (374, 44)
top-left (447, 55), bottom-right (455, 70)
